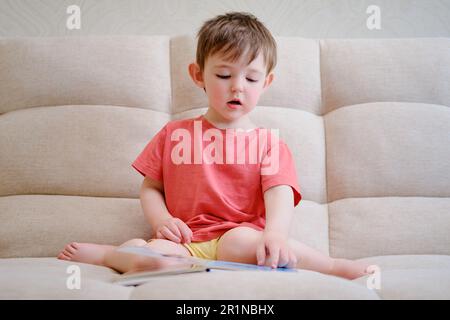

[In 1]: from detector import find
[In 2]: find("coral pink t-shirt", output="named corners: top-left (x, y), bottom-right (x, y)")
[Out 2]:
top-left (132, 115), bottom-right (301, 242)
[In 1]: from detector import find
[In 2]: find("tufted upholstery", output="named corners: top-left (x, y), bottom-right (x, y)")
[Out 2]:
top-left (0, 35), bottom-right (449, 299)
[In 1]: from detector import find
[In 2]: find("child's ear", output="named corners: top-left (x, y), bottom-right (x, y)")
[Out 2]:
top-left (188, 62), bottom-right (205, 89)
top-left (262, 72), bottom-right (274, 91)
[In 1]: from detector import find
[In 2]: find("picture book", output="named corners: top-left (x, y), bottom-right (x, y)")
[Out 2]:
top-left (112, 245), bottom-right (298, 286)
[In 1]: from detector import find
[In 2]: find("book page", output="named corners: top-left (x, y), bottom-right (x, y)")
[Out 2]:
top-left (117, 246), bottom-right (299, 272)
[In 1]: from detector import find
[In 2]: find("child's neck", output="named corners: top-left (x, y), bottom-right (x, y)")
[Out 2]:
top-left (203, 109), bottom-right (257, 130)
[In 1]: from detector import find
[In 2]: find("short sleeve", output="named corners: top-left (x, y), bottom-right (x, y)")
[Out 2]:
top-left (261, 141), bottom-right (302, 207)
top-left (131, 125), bottom-right (167, 182)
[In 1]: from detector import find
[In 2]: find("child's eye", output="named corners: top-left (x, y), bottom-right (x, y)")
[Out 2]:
top-left (216, 75), bottom-right (258, 82)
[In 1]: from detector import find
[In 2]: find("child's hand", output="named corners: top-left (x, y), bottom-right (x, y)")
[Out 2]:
top-left (256, 231), bottom-right (297, 269)
top-left (155, 217), bottom-right (193, 244)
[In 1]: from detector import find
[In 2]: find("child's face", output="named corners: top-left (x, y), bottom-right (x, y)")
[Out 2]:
top-left (189, 51), bottom-right (273, 123)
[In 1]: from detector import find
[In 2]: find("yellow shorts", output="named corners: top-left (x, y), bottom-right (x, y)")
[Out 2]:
top-left (182, 237), bottom-right (221, 260)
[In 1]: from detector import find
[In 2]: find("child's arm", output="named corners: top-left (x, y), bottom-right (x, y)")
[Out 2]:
top-left (257, 185), bottom-right (297, 268)
top-left (140, 176), bottom-right (192, 243)
top-left (263, 185), bottom-right (294, 235)
top-left (140, 176), bottom-right (170, 231)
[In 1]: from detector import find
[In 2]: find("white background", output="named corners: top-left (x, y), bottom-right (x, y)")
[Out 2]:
top-left (0, 0), bottom-right (449, 38)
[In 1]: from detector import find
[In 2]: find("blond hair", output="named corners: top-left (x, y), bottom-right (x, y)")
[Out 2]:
top-left (196, 12), bottom-right (277, 75)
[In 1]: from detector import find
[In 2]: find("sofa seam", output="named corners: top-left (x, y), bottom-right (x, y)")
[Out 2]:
top-left (2, 194), bottom-right (445, 200)
top-left (169, 36), bottom-right (174, 121)
top-left (318, 39), bottom-right (325, 116)
top-left (319, 39), bottom-right (331, 257)
top-left (319, 39), bottom-right (328, 202)
top-left (324, 116), bottom-right (331, 257)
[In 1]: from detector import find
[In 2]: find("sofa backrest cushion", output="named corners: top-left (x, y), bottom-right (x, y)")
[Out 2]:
top-left (0, 36), bottom-right (449, 258)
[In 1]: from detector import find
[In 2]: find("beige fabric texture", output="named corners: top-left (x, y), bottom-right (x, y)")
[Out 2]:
top-left (0, 35), bottom-right (449, 299)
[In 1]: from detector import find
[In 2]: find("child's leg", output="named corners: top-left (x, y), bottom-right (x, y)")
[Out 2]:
top-left (58, 238), bottom-right (192, 273)
top-left (216, 227), bottom-right (372, 280)
top-left (217, 227), bottom-right (331, 271)
top-left (113, 239), bottom-right (192, 274)
top-left (287, 239), bottom-right (372, 279)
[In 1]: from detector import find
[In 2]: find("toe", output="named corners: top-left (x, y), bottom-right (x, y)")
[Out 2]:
top-left (366, 264), bottom-right (378, 274)
top-left (58, 252), bottom-right (70, 260)
top-left (62, 249), bottom-right (73, 257)
top-left (71, 242), bottom-right (79, 249)
top-left (66, 245), bottom-right (76, 254)
top-left (62, 252), bottom-right (72, 260)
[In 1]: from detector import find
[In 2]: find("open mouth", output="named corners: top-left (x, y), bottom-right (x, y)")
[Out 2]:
top-left (227, 100), bottom-right (242, 109)
top-left (227, 100), bottom-right (242, 105)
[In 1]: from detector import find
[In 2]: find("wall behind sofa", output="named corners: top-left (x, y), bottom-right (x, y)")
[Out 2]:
top-left (0, 0), bottom-right (449, 38)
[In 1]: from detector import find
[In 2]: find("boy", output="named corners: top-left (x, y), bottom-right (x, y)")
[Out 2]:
top-left (58, 12), bottom-right (372, 280)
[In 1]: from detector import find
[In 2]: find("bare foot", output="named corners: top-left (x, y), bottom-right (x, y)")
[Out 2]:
top-left (57, 242), bottom-right (117, 267)
top-left (330, 258), bottom-right (375, 280)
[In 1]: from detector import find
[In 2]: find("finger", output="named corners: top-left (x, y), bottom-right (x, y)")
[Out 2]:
top-left (167, 220), bottom-right (182, 239)
top-left (160, 226), bottom-right (181, 243)
top-left (157, 227), bottom-right (170, 240)
top-left (278, 248), bottom-right (290, 267)
top-left (267, 244), bottom-right (280, 268)
top-left (175, 220), bottom-right (191, 243)
top-left (287, 251), bottom-right (298, 269)
top-left (176, 220), bottom-right (192, 244)
top-left (256, 242), bottom-right (266, 266)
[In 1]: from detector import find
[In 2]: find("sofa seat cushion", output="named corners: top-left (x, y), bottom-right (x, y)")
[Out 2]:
top-left (0, 258), bottom-right (379, 300)
top-left (0, 258), bottom-right (131, 299)
top-left (354, 255), bottom-right (450, 299)
top-left (2, 255), bottom-right (449, 299)
top-left (129, 270), bottom-right (379, 300)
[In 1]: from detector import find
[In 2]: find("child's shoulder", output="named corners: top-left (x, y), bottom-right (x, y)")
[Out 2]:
top-left (163, 115), bottom-right (201, 131)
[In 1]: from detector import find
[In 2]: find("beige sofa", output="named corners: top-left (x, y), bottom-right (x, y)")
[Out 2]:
top-left (1, 35), bottom-right (449, 300)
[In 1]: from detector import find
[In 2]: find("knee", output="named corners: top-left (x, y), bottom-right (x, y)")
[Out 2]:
top-left (216, 227), bottom-right (262, 263)
top-left (119, 238), bottom-right (148, 247)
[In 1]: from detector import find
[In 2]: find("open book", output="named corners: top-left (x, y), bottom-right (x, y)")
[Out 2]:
top-left (112, 246), bottom-right (298, 286)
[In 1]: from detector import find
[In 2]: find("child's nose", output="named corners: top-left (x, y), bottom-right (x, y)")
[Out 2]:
top-left (231, 78), bottom-right (244, 93)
